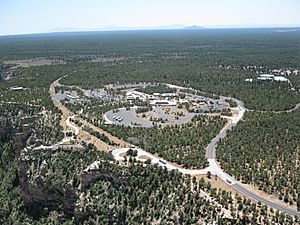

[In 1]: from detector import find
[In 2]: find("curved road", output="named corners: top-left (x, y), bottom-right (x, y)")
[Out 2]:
top-left (248, 102), bottom-right (300, 114)
top-left (206, 100), bottom-right (300, 216)
top-left (112, 90), bottom-right (300, 216)
top-left (51, 79), bottom-right (300, 216)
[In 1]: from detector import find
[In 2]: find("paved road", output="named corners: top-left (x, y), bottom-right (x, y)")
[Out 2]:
top-left (205, 122), bottom-right (234, 159)
top-left (52, 79), bottom-right (300, 216)
top-left (112, 91), bottom-right (300, 216)
top-left (112, 147), bottom-right (213, 176)
top-left (232, 184), bottom-right (300, 216)
top-left (204, 98), bottom-right (299, 216)
top-left (249, 102), bottom-right (300, 114)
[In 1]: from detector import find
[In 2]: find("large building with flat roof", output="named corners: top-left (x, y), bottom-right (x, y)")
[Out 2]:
top-left (150, 100), bottom-right (177, 106)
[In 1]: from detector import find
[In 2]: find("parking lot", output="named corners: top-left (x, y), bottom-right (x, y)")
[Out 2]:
top-left (105, 108), bottom-right (153, 128)
top-left (105, 106), bottom-right (198, 128)
top-left (53, 91), bottom-right (80, 104)
top-left (146, 106), bottom-right (196, 126)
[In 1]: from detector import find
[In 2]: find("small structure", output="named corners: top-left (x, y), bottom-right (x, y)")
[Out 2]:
top-left (66, 93), bottom-right (77, 99)
top-left (179, 99), bottom-right (189, 104)
top-left (256, 74), bottom-right (288, 82)
top-left (274, 76), bottom-right (288, 82)
top-left (257, 77), bottom-right (273, 81)
top-left (10, 86), bottom-right (24, 91)
top-left (258, 74), bottom-right (274, 81)
top-left (150, 100), bottom-right (177, 106)
top-left (161, 93), bottom-right (177, 98)
top-left (126, 91), bottom-right (149, 101)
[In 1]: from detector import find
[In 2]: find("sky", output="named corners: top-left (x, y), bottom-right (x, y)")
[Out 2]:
top-left (1, 0), bottom-right (300, 35)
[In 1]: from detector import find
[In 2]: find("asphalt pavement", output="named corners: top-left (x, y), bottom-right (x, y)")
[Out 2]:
top-left (111, 95), bottom-right (300, 216)
top-left (232, 184), bottom-right (300, 216)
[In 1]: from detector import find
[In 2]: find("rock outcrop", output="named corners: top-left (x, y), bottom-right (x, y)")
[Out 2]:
top-left (15, 123), bottom-right (32, 157)
top-left (18, 145), bottom-right (127, 220)
top-left (79, 160), bottom-right (128, 190)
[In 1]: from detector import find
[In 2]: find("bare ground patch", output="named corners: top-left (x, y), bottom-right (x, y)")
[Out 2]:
top-left (5, 58), bottom-right (66, 67)
top-left (138, 155), bottom-right (151, 161)
top-left (241, 183), bottom-right (297, 210)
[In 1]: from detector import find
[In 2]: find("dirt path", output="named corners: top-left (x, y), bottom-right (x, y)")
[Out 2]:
top-left (50, 78), bottom-right (130, 151)
top-left (50, 78), bottom-right (299, 216)
top-left (79, 120), bottom-right (131, 147)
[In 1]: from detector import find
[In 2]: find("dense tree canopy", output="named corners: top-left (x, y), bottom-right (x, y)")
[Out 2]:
top-left (217, 110), bottom-right (300, 206)
top-left (1, 28), bottom-right (300, 223)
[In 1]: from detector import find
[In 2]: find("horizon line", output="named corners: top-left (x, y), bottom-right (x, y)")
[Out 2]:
top-left (1, 25), bottom-right (300, 37)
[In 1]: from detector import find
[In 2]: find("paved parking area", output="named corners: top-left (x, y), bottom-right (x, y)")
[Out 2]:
top-left (147, 106), bottom-right (196, 126)
top-left (105, 106), bottom-right (199, 128)
top-left (54, 91), bottom-right (80, 104)
top-left (106, 108), bottom-right (153, 128)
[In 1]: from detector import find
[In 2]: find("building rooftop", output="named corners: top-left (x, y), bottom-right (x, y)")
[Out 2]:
top-left (260, 74), bottom-right (275, 78)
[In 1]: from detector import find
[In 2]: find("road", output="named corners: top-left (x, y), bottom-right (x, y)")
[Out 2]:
top-left (247, 102), bottom-right (300, 114)
top-left (51, 79), bottom-right (300, 216)
top-left (232, 184), bottom-right (300, 216)
top-left (205, 100), bottom-right (300, 216)
top-left (111, 104), bottom-right (243, 183)
top-left (111, 89), bottom-right (300, 216)
top-left (205, 121), bottom-right (234, 159)
top-left (49, 78), bottom-right (130, 151)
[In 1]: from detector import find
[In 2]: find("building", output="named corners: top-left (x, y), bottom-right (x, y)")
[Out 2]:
top-left (256, 74), bottom-right (289, 82)
top-left (10, 86), bottom-right (24, 91)
top-left (126, 91), bottom-right (149, 101)
top-left (274, 76), bottom-right (288, 82)
top-left (161, 93), bottom-right (178, 98)
top-left (149, 100), bottom-right (177, 106)
top-left (179, 99), bottom-right (189, 104)
top-left (260, 74), bottom-right (275, 78)
top-left (66, 93), bottom-right (78, 99)
top-left (257, 77), bottom-right (273, 81)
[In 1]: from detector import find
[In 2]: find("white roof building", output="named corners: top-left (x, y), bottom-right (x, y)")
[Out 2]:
top-left (10, 86), bottom-right (24, 91)
top-left (257, 77), bottom-right (273, 81)
top-left (126, 91), bottom-right (150, 101)
top-left (161, 93), bottom-right (177, 98)
top-left (260, 74), bottom-right (275, 78)
top-left (150, 100), bottom-right (177, 106)
top-left (257, 75), bottom-right (288, 82)
top-left (274, 76), bottom-right (288, 82)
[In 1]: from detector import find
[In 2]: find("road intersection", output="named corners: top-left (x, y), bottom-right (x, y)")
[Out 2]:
top-left (50, 78), bottom-right (300, 216)
top-left (111, 95), bottom-right (300, 216)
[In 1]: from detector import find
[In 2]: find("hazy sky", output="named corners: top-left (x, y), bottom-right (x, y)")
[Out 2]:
top-left (1, 0), bottom-right (300, 35)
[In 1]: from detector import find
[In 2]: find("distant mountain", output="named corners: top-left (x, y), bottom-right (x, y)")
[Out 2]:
top-left (4, 24), bottom-right (300, 37)
top-left (184, 25), bottom-right (204, 30)
top-left (48, 24), bottom-right (188, 33)
top-left (206, 23), bottom-right (300, 29)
